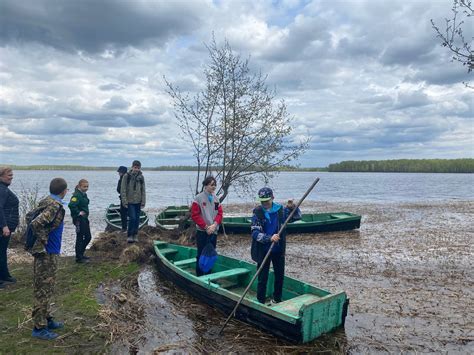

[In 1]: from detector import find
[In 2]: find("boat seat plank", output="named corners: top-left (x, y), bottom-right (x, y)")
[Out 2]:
top-left (174, 258), bottom-right (196, 267)
top-left (198, 268), bottom-right (250, 282)
top-left (270, 294), bottom-right (321, 315)
top-left (159, 248), bottom-right (179, 256)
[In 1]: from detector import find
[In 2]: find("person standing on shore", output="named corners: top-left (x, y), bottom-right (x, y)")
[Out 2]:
top-left (30, 178), bottom-right (68, 340)
top-left (120, 160), bottom-right (146, 243)
top-left (250, 187), bottom-right (288, 305)
top-left (0, 167), bottom-right (19, 289)
top-left (116, 166), bottom-right (128, 233)
top-left (284, 199), bottom-right (302, 223)
top-left (68, 179), bottom-right (91, 264)
top-left (191, 176), bottom-right (223, 276)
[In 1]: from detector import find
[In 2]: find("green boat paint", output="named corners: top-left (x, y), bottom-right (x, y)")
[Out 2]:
top-left (104, 203), bottom-right (149, 231)
top-left (155, 205), bottom-right (190, 229)
top-left (153, 240), bottom-right (348, 343)
top-left (155, 206), bottom-right (361, 234)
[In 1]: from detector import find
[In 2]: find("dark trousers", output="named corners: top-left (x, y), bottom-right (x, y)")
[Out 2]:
top-left (120, 203), bottom-right (128, 231)
top-left (195, 230), bottom-right (217, 276)
top-left (0, 235), bottom-right (11, 280)
top-left (127, 203), bottom-right (141, 237)
top-left (74, 218), bottom-right (91, 260)
top-left (257, 252), bottom-right (285, 303)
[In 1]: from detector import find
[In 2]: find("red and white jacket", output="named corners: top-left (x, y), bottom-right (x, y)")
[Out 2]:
top-left (191, 191), bottom-right (223, 232)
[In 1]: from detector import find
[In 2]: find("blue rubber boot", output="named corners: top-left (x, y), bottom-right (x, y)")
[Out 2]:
top-left (32, 328), bottom-right (58, 340)
top-left (47, 318), bottom-right (64, 330)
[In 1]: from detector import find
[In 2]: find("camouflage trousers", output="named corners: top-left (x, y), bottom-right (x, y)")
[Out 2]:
top-left (32, 253), bottom-right (58, 329)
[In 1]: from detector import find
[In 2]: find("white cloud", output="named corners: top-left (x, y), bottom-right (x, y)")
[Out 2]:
top-left (0, 0), bottom-right (472, 167)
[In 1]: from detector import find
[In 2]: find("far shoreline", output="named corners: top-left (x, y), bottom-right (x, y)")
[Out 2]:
top-left (2, 158), bottom-right (473, 173)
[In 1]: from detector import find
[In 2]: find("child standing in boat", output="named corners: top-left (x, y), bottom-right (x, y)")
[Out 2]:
top-left (191, 176), bottom-right (223, 276)
top-left (250, 187), bottom-right (288, 305)
top-left (68, 179), bottom-right (91, 263)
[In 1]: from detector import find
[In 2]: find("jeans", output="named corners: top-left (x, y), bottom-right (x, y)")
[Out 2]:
top-left (257, 252), bottom-right (285, 303)
top-left (127, 203), bottom-right (141, 236)
top-left (0, 235), bottom-right (11, 280)
top-left (74, 217), bottom-right (91, 260)
top-left (195, 230), bottom-right (217, 276)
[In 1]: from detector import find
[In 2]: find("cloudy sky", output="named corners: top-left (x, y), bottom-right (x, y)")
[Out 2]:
top-left (0, 0), bottom-right (472, 168)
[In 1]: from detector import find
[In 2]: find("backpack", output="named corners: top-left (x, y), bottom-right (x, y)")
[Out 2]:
top-left (24, 206), bottom-right (61, 252)
top-left (199, 242), bottom-right (218, 273)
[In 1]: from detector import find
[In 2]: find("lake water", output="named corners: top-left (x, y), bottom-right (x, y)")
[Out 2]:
top-left (10, 171), bottom-right (474, 216)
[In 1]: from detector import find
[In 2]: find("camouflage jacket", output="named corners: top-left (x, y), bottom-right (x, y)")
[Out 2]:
top-left (30, 196), bottom-right (65, 254)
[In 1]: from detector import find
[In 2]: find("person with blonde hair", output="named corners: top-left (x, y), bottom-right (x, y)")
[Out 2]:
top-left (68, 179), bottom-right (91, 263)
top-left (0, 166), bottom-right (19, 288)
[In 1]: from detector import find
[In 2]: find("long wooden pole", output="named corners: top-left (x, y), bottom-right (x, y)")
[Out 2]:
top-left (217, 177), bottom-right (320, 335)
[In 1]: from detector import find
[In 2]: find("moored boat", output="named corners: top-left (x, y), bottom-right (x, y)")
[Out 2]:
top-left (155, 205), bottom-right (190, 230)
top-left (104, 203), bottom-right (149, 231)
top-left (221, 212), bottom-right (361, 234)
top-left (153, 240), bottom-right (348, 343)
top-left (156, 206), bottom-right (361, 234)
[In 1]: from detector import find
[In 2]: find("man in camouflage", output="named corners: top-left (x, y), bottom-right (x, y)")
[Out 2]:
top-left (30, 178), bottom-right (68, 340)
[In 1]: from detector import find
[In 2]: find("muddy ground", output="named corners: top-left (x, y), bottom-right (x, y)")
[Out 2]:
top-left (8, 200), bottom-right (474, 353)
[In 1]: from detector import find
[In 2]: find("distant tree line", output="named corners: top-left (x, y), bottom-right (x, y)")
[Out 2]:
top-left (328, 159), bottom-right (474, 173)
top-left (5, 159), bottom-right (473, 173)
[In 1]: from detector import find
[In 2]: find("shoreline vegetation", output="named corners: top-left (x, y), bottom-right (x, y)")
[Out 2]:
top-left (2, 158), bottom-right (473, 173)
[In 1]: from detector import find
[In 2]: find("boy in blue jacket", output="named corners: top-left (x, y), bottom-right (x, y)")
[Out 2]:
top-left (250, 187), bottom-right (288, 305)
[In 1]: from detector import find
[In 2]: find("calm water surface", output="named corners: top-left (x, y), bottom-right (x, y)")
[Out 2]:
top-left (10, 170), bottom-right (473, 215)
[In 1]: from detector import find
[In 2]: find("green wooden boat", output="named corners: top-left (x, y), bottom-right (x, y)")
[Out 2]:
top-left (221, 212), bottom-right (361, 234)
top-left (155, 206), bottom-right (361, 234)
top-left (155, 205), bottom-right (190, 230)
top-left (104, 203), bottom-right (149, 231)
top-left (153, 240), bottom-right (348, 343)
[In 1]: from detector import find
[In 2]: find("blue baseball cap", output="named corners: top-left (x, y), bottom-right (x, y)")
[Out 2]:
top-left (117, 166), bottom-right (127, 173)
top-left (257, 187), bottom-right (273, 202)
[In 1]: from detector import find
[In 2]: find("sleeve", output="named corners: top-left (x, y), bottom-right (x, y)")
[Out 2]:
top-left (294, 207), bottom-right (302, 220)
top-left (68, 194), bottom-right (80, 219)
top-left (214, 204), bottom-right (223, 225)
top-left (116, 177), bottom-right (122, 195)
top-left (0, 188), bottom-right (6, 228)
top-left (31, 204), bottom-right (61, 246)
top-left (141, 178), bottom-right (146, 206)
top-left (191, 201), bottom-right (207, 229)
top-left (120, 175), bottom-right (128, 206)
top-left (251, 211), bottom-right (271, 244)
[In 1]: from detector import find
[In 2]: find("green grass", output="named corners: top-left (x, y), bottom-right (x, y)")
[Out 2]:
top-left (0, 256), bottom-right (139, 353)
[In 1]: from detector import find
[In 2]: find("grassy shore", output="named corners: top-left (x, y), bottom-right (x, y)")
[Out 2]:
top-left (0, 254), bottom-right (139, 353)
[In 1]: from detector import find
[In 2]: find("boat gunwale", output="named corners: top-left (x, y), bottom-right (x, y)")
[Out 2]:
top-left (105, 203), bottom-right (149, 230)
top-left (153, 241), bottom-right (346, 325)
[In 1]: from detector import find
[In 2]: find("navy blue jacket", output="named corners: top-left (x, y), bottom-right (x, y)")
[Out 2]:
top-left (0, 182), bottom-right (19, 232)
top-left (250, 204), bottom-right (288, 263)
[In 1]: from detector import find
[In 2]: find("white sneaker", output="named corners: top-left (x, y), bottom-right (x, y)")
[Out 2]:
top-left (133, 235), bottom-right (139, 242)
top-left (127, 236), bottom-right (133, 243)
top-left (266, 299), bottom-right (279, 307)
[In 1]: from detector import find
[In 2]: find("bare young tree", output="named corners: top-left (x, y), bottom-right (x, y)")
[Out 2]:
top-left (165, 38), bottom-right (308, 202)
top-left (431, 0), bottom-right (473, 87)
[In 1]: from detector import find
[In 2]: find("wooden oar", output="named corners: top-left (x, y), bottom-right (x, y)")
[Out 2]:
top-left (213, 177), bottom-right (320, 337)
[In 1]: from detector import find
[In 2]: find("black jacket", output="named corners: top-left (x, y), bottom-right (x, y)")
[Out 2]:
top-left (0, 182), bottom-right (19, 232)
